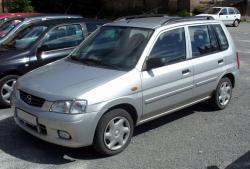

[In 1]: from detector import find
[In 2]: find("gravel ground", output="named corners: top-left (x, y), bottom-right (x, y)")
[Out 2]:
top-left (0, 23), bottom-right (250, 169)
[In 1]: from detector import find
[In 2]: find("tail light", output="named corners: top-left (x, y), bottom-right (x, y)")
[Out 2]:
top-left (236, 52), bottom-right (240, 69)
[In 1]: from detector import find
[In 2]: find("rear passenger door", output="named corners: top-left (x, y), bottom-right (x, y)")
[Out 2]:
top-left (36, 24), bottom-right (85, 65)
top-left (228, 7), bottom-right (237, 24)
top-left (189, 24), bottom-right (229, 99)
top-left (141, 27), bottom-right (194, 120)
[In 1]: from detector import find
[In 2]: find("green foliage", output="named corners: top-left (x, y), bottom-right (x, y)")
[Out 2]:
top-left (177, 10), bottom-right (191, 17)
top-left (6, 0), bottom-right (34, 12)
top-left (192, 5), bottom-right (203, 15)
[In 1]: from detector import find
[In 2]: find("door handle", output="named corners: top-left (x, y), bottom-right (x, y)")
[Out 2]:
top-left (218, 59), bottom-right (224, 64)
top-left (182, 69), bottom-right (191, 75)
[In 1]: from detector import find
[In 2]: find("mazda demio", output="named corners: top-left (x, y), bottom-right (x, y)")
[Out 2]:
top-left (11, 16), bottom-right (239, 155)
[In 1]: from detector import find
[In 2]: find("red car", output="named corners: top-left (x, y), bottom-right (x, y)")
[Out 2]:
top-left (0, 13), bottom-right (40, 38)
top-left (0, 12), bottom-right (40, 19)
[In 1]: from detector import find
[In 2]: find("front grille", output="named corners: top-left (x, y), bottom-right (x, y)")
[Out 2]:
top-left (19, 90), bottom-right (45, 107)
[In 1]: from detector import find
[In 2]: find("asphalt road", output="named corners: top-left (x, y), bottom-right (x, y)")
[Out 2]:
top-left (0, 23), bottom-right (250, 169)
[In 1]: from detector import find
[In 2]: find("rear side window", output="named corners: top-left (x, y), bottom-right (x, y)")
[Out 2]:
top-left (42, 24), bottom-right (84, 51)
top-left (149, 27), bottom-right (186, 66)
top-left (228, 8), bottom-right (235, 15)
top-left (234, 8), bottom-right (240, 14)
top-left (189, 25), bottom-right (220, 58)
top-left (212, 24), bottom-right (229, 51)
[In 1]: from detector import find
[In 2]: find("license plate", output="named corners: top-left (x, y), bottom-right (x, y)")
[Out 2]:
top-left (16, 109), bottom-right (37, 126)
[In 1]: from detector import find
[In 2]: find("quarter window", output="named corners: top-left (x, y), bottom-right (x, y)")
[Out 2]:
top-left (228, 8), bottom-right (235, 15)
top-left (42, 24), bottom-right (84, 51)
top-left (212, 24), bottom-right (229, 50)
top-left (148, 28), bottom-right (186, 67)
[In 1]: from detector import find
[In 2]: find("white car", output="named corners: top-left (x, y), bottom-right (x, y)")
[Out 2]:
top-left (197, 7), bottom-right (241, 27)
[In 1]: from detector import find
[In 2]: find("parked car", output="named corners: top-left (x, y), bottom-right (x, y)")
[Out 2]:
top-left (0, 13), bottom-right (40, 24)
top-left (0, 14), bottom-right (83, 44)
top-left (12, 16), bottom-right (239, 155)
top-left (197, 7), bottom-right (241, 27)
top-left (0, 17), bottom-right (23, 38)
top-left (0, 18), bottom-right (106, 106)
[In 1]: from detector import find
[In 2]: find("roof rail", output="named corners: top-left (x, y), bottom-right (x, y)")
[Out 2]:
top-left (116, 14), bottom-right (169, 21)
top-left (161, 16), bottom-right (214, 25)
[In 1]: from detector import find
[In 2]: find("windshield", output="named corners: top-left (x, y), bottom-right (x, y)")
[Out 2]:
top-left (70, 26), bottom-right (153, 71)
top-left (0, 19), bottom-right (23, 38)
top-left (206, 8), bottom-right (221, 14)
top-left (3, 25), bottom-right (48, 49)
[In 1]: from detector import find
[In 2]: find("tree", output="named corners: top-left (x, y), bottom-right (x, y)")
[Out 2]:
top-left (6, 0), bottom-right (34, 12)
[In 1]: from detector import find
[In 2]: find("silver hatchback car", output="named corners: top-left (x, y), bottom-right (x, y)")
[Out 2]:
top-left (11, 16), bottom-right (240, 155)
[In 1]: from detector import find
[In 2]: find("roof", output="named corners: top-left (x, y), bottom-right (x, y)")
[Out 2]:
top-left (27, 18), bottom-right (107, 27)
top-left (107, 15), bottom-right (215, 29)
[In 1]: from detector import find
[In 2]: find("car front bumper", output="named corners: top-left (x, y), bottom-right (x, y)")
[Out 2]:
top-left (12, 92), bottom-right (100, 148)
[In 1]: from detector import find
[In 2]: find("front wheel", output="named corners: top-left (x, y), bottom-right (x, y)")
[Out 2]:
top-left (210, 77), bottom-right (232, 110)
top-left (0, 75), bottom-right (19, 107)
top-left (93, 109), bottom-right (134, 155)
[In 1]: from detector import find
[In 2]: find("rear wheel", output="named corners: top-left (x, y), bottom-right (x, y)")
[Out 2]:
top-left (93, 109), bottom-right (134, 155)
top-left (0, 75), bottom-right (19, 107)
top-left (210, 77), bottom-right (232, 110)
top-left (233, 19), bottom-right (240, 27)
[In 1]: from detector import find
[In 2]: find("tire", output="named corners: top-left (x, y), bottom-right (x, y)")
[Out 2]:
top-left (233, 19), bottom-right (240, 27)
top-left (93, 108), bottom-right (134, 155)
top-left (210, 77), bottom-right (232, 110)
top-left (0, 75), bottom-right (19, 107)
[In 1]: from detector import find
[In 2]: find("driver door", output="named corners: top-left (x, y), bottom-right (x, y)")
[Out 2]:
top-left (141, 27), bottom-right (194, 121)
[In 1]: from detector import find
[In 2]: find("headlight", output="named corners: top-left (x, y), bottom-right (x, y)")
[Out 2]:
top-left (50, 100), bottom-right (87, 114)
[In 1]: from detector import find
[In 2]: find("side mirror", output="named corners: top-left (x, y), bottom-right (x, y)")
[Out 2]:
top-left (144, 57), bottom-right (166, 71)
top-left (37, 45), bottom-right (49, 60)
top-left (219, 12), bottom-right (223, 16)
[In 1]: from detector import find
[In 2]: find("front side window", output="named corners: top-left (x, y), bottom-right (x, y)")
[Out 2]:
top-left (148, 27), bottom-right (186, 68)
top-left (41, 24), bottom-right (84, 51)
top-left (70, 26), bottom-right (153, 71)
top-left (228, 8), bottom-right (235, 15)
top-left (212, 24), bottom-right (229, 51)
top-left (189, 25), bottom-right (220, 58)
top-left (2, 25), bottom-right (48, 49)
top-left (220, 8), bottom-right (228, 15)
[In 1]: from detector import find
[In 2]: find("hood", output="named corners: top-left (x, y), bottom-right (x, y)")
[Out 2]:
top-left (18, 59), bottom-right (127, 101)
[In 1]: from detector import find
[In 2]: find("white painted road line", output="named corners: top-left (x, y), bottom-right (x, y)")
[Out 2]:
top-left (236, 39), bottom-right (250, 43)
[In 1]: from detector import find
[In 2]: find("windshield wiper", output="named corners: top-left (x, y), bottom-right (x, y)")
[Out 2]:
top-left (81, 58), bottom-right (124, 70)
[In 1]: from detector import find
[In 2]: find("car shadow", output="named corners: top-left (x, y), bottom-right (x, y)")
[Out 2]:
top-left (0, 101), bottom-right (214, 165)
top-left (134, 101), bottom-right (215, 136)
top-left (207, 151), bottom-right (250, 169)
top-left (0, 116), bottom-right (107, 165)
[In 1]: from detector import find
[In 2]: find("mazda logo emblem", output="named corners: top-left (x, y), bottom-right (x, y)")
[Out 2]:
top-left (26, 95), bottom-right (32, 103)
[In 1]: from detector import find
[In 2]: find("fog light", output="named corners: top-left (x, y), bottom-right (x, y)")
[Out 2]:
top-left (58, 130), bottom-right (71, 140)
